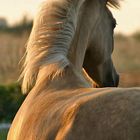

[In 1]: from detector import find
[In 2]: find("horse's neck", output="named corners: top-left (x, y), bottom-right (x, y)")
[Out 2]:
top-left (68, 5), bottom-right (92, 71)
top-left (35, 63), bottom-right (93, 92)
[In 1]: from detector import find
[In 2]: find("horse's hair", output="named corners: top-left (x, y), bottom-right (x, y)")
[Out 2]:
top-left (20, 0), bottom-right (80, 94)
top-left (20, 0), bottom-right (121, 94)
top-left (107, 0), bottom-right (121, 8)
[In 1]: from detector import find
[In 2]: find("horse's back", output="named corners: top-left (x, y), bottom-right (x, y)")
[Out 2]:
top-left (8, 88), bottom-right (140, 140)
top-left (65, 88), bottom-right (140, 140)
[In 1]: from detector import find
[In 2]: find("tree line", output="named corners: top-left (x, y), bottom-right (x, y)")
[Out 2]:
top-left (0, 16), bottom-right (33, 34)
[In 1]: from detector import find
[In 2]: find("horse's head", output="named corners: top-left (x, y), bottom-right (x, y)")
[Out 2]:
top-left (83, 0), bottom-right (120, 87)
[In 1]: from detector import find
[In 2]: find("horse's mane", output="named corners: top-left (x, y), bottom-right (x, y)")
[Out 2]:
top-left (20, 0), bottom-right (80, 94)
top-left (107, 0), bottom-right (121, 8)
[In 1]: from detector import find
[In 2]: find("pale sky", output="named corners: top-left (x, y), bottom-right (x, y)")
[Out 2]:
top-left (0, 0), bottom-right (140, 35)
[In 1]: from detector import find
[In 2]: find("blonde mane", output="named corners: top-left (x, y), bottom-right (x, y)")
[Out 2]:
top-left (107, 0), bottom-right (121, 8)
top-left (20, 0), bottom-right (80, 93)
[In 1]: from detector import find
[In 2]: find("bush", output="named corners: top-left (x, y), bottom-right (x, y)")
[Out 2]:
top-left (0, 83), bottom-right (25, 122)
top-left (0, 15), bottom-right (33, 34)
top-left (132, 31), bottom-right (140, 41)
top-left (0, 21), bottom-right (32, 34)
top-left (0, 129), bottom-right (9, 140)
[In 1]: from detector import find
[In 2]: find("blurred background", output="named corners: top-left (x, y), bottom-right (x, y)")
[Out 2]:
top-left (0, 0), bottom-right (140, 139)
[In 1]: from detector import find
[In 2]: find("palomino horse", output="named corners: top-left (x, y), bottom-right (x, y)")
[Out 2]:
top-left (8, 0), bottom-right (140, 140)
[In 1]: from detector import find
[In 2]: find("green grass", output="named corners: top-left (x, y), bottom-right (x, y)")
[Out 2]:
top-left (0, 129), bottom-right (9, 140)
top-left (0, 84), bottom-right (24, 122)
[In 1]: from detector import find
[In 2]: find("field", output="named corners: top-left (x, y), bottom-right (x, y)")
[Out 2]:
top-left (0, 32), bottom-right (28, 84)
top-left (113, 34), bottom-right (140, 87)
top-left (0, 32), bottom-right (140, 87)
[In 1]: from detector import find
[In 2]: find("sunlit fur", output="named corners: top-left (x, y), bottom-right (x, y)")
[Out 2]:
top-left (8, 0), bottom-right (140, 140)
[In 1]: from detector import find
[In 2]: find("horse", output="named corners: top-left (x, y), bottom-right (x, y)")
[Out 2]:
top-left (84, 44), bottom-right (119, 87)
top-left (8, 0), bottom-right (140, 140)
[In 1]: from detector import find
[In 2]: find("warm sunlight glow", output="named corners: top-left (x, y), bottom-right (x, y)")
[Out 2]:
top-left (0, 0), bottom-right (140, 34)
top-left (111, 0), bottom-right (140, 34)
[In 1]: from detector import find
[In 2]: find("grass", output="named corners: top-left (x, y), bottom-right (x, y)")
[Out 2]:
top-left (0, 129), bottom-right (9, 140)
top-left (113, 36), bottom-right (140, 71)
top-left (113, 35), bottom-right (140, 87)
top-left (0, 32), bottom-right (28, 84)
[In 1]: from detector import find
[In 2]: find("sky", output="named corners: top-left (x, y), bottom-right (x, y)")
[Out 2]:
top-left (0, 0), bottom-right (140, 35)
